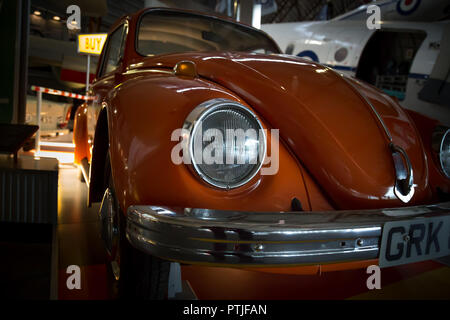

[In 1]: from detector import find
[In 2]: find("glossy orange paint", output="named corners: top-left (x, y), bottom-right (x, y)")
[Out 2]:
top-left (133, 52), bottom-right (432, 209)
top-left (73, 103), bottom-right (90, 165)
top-left (245, 259), bottom-right (379, 275)
top-left (72, 8), bottom-right (450, 276)
top-left (105, 72), bottom-right (311, 213)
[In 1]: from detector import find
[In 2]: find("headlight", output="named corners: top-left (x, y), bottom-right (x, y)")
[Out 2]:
top-left (183, 98), bottom-right (266, 189)
top-left (432, 127), bottom-right (450, 178)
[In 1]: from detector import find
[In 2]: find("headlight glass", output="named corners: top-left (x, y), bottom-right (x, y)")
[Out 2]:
top-left (183, 99), bottom-right (266, 189)
top-left (440, 129), bottom-right (450, 178)
top-left (433, 127), bottom-right (450, 179)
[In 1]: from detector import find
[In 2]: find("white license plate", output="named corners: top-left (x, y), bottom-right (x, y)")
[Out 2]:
top-left (379, 215), bottom-right (450, 268)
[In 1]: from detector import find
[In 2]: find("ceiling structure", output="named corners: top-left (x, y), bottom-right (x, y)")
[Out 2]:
top-left (262, 0), bottom-right (371, 23)
top-left (27, 0), bottom-right (369, 93)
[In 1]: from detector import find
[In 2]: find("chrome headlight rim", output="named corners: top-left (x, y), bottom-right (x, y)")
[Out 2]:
top-left (182, 98), bottom-right (266, 190)
top-left (432, 126), bottom-right (450, 179)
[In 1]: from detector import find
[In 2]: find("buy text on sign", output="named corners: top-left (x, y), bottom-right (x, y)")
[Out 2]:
top-left (78, 34), bottom-right (108, 55)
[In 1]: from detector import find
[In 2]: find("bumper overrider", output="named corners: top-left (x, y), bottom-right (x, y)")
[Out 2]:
top-left (126, 202), bottom-right (450, 267)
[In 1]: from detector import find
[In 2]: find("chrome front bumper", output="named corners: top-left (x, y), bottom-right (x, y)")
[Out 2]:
top-left (126, 202), bottom-right (450, 267)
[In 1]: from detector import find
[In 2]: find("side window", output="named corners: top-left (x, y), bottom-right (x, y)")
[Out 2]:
top-left (101, 24), bottom-right (127, 76)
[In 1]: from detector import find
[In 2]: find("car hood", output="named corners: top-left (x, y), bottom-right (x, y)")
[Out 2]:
top-left (135, 52), bottom-right (430, 209)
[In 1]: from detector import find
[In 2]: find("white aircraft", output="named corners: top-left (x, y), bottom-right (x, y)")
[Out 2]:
top-left (333, 0), bottom-right (450, 22)
top-left (262, 0), bottom-right (450, 125)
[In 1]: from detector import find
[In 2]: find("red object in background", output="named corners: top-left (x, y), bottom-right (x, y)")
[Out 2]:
top-left (60, 68), bottom-right (95, 84)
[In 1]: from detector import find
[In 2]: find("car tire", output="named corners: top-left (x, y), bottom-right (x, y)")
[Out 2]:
top-left (103, 151), bottom-right (170, 300)
top-left (118, 220), bottom-right (170, 300)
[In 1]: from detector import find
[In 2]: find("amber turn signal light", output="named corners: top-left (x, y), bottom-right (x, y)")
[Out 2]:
top-left (173, 61), bottom-right (197, 78)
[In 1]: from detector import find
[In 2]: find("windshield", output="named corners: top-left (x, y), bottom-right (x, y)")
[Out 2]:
top-left (137, 10), bottom-right (280, 56)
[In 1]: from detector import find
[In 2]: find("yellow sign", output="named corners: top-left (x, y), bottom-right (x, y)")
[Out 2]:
top-left (77, 33), bottom-right (108, 55)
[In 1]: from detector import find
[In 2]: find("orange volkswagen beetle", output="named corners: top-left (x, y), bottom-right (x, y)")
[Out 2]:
top-left (74, 8), bottom-right (450, 299)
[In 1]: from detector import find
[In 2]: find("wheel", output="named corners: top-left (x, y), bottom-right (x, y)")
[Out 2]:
top-left (100, 152), bottom-right (170, 299)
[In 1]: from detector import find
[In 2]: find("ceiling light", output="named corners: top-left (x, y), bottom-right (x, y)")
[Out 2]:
top-left (53, 16), bottom-right (61, 21)
top-left (33, 10), bottom-right (41, 16)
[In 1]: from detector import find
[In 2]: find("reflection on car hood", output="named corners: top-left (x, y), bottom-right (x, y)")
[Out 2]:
top-left (139, 52), bottom-right (430, 209)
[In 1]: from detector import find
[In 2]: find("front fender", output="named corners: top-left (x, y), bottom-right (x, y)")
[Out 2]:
top-left (73, 102), bottom-right (90, 165)
top-left (103, 72), bottom-right (317, 214)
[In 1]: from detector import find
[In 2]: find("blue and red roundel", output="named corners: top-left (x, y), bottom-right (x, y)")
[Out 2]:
top-left (396, 0), bottom-right (421, 16)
